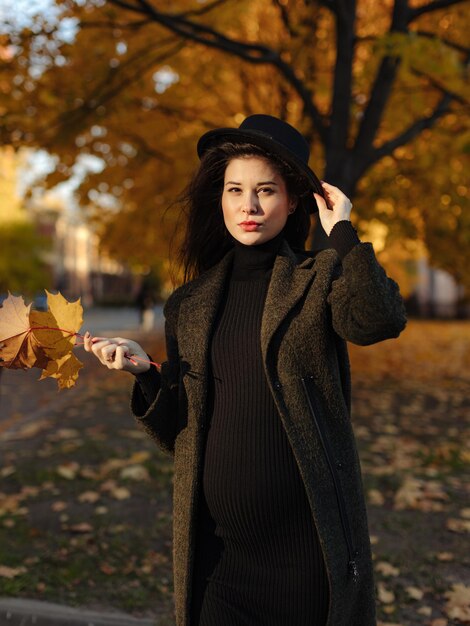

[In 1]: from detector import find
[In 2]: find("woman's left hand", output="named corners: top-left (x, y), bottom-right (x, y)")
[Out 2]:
top-left (313, 181), bottom-right (352, 236)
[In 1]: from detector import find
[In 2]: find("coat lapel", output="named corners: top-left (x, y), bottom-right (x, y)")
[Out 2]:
top-left (177, 249), bottom-right (234, 422)
top-left (261, 240), bottom-right (316, 363)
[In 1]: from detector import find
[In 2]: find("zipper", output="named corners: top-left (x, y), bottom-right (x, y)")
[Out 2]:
top-left (301, 375), bottom-right (359, 583)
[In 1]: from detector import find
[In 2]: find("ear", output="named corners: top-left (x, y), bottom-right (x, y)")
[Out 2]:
top-left (288, 197), bottom-right (298, 215)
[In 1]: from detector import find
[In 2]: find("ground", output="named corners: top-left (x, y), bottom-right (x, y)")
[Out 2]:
top-left (0, 321), bottom-right (469, 626)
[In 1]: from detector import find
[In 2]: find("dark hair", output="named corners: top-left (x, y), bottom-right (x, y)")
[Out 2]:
top-left (178, 142), bottom-right (312, 282)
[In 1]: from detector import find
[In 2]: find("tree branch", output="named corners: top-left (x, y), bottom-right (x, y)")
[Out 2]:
top-left (352, 0), bottom-right (409, 158)
top-left (176, 0), bottom-right (233, 18)
top-left (272, 0), bottom-right (298, 37)
top-left (79, 18), bottom-right (153, 30)
top-left (366, 91), bottom-right (454, 164)
top-left (408, 0), bottom-right (469, 22)
top-left (107, 0), bottom-right (328, 144)
top-left (410, 64), bottom-right (470, 105)
top-left (105, 0), bottom-right (147, 15)
top-left (412, 29), bottom-right (470, 55)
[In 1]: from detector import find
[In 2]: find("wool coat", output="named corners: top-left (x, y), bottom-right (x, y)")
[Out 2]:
top-left (130, 238), bottom-right (408, 626)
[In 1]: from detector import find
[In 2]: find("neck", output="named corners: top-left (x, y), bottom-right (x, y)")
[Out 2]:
top-left (231, 231), bottom-right (284, 280)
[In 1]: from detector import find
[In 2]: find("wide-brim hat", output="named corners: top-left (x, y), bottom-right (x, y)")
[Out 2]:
top-left (196, 114), bottom-right (324, 214)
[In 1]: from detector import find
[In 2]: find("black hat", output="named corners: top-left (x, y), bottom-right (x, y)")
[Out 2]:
top-left (196, 114), bottom-right (324, 214)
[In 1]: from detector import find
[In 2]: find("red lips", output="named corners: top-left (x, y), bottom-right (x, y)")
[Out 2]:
top-left (239, 221), bottom-right (261, 225)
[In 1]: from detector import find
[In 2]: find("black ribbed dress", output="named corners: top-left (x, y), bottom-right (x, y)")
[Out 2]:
top-left (189, 232), bottom-right (330, 626)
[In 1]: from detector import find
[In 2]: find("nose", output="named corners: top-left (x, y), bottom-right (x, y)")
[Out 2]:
top-left (242, 192), bottom-right (259, 215)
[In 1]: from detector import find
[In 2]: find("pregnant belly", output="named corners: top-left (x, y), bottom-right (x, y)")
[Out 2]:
top-left (201, 408), bottom-right (311, 549)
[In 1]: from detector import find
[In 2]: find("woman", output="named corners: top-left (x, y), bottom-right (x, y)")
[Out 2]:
top-left (84, 114), bottom-right (407, 626)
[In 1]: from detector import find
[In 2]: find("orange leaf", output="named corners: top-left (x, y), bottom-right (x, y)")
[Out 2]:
top-left (0, 293), bottom-right (48, 369)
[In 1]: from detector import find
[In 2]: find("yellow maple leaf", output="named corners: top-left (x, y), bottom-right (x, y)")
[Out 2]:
top-left (40, 352), bottom-right (83, 389)
top-left (1, 290), bottom-right (84, 389)
top-left (30, 290), bottom-right (83, 359)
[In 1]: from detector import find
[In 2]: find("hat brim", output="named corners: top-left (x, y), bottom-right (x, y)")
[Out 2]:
top-left (197, 128), bottom-right (323, 214)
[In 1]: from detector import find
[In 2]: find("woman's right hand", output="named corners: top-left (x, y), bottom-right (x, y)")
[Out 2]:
top-left (83, 331), bottom-right (151, 375)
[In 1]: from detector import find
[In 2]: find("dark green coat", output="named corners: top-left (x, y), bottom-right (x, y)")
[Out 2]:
top-left (131, 239), bottom-right (407, 626)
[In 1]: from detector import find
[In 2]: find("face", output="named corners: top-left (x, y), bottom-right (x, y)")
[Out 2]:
top-left (221, 156), bottom-right (296, 245)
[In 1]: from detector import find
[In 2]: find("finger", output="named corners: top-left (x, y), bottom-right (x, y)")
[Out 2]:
top-left (102, 345), bottom-right (118, 364)
top-left (114, 345), bottom-right (129, 370)
top-left (321, 181), bottom-right (338, 191)
top-left (83, 331), bottom-right (92, 352)
top-left (314, 192), bottom-right (332, 212)
top-left (91, 340), bottom-right (113, 361)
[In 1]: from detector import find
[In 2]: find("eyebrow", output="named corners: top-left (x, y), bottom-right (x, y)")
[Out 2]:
top-left (224, 180), bottom-right (279, 186)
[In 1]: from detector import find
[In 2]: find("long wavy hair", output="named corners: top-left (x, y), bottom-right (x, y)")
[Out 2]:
top-left (178, 142), bottom-right (312, 283)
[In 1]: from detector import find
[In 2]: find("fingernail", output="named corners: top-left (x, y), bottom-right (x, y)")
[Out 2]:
top-left (85, 331), bottom-right (90, 338)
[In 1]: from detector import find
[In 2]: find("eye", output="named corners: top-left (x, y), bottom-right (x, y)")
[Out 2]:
top-left (258, 187), bottom-right (274, 195)
top-left (227, 186), bottom-right (241, 193)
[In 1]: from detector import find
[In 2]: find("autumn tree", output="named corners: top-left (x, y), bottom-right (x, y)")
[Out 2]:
top-left (0, 149), bottom-right (52, 295)
top-left (0, 0), bottom-right (468, 293)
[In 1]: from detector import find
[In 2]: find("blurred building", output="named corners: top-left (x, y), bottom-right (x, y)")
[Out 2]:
top-left (411, 257), bottom-right (468, 318)
top-left (30, 202), bottom-right (136, 307)
top-left (0, 147), bottom-right (136, 305)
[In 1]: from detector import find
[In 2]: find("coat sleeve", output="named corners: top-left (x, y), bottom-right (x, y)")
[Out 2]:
top-left (129, 289), bottom-right (183, 456)
top-left (326, 241), bottom-right (407, 346)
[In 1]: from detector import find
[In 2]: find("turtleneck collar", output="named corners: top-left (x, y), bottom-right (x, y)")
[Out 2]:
top-left (231, 230), bottom-right (285, 280)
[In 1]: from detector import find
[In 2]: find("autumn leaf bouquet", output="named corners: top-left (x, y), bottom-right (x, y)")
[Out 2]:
top-left (0, 291), bottom-right (84, 389)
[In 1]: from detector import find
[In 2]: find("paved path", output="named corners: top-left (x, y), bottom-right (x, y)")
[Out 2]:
top-left (79, 306), bottom-right (164, 334)
top-left (0, 598), bottom-right (158, 625)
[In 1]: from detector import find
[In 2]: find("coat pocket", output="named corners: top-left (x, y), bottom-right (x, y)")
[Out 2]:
top-left (301, 375), bottom-right (359, 582)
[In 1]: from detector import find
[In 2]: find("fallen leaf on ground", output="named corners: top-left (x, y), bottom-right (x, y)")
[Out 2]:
top-left (66, 523), bottom-right (93, 533)
top-left (417, 605), bottom-right (432, 615)
top-left (405, 586), bottom-right (424, 600)
top-left (3, 419), bottom-right (52, 441)
top-left (375, 561), bottom-right (400, 577)
top-left (0, 493), bottom-right (22, 515)
top-left (56, 462), bottom-right (80, 480)
top-left (77, 491), bottom-right (100, 503)
top-left (368, 489), bottom-right (385, 505)
top-left (377, 581), bottom-right (395, 604)
top-left (0, 466), bottom-right (16, 478)
top-left (446, 518), bottom-right (470, 533)
top-left (110, 487), bottom-right (131, 500)
top-left (120, 465), bottom-right (150, 481)
top-left (51, 501), bottom-right (68, 512)
top-left (444, 583), bottom-right (470, 622)
top-left (0, 565), bottom-right (27, 578)
top-left (393, 476), bottom-right (449, 511)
